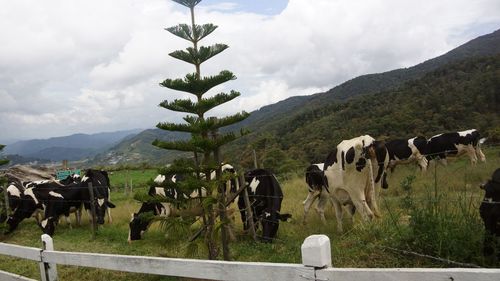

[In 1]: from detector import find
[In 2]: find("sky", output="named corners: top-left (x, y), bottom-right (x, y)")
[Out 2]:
top-left (1, 0), bottom-right (500, 143)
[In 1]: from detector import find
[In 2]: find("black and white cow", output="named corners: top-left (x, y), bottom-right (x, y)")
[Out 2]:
top-left (0, 182), bottom-right (24, 223)
top-left (39, 169), bottom-right (115, 235)
top-left (479, 168), bottom-right (500, 260)
top-left (5, 170), bottom-right (114, 234)
top-left (385, 136), bottom-right (428, 171)
top-left (128, 173), bottom-right (207, 241)
top-left (237, 169), bottom-right (292, 242)
top-left (323, 135), bottom-right (380, 232)
top-left (426, 129), bottom-right (486, 166)
top-left (302, 163), bottom-right (330, 224)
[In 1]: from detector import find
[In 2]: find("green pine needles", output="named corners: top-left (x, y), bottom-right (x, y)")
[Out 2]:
top-left (152, 0), bottom-right (249, 260)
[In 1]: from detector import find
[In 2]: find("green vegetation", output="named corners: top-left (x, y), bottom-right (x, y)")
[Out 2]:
top-left (0, 148), bottom-right (498, 280)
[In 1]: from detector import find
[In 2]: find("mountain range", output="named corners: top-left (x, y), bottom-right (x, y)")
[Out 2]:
top-left (2, 28), bottom-right (499, 168)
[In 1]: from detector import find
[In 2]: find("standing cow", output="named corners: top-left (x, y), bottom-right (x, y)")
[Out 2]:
top-left (302, 163), bottom-right (330, 224)
top-left (479, 168), bottom-right (500, 260)
top-left (385, 136), bottom-right (428, 171)
top-left (237, 169), bottom-right (291, 242)
top-left (323, 135), bottom-right (379, 232)
top-left (426, 129), bottom-right (486, 166)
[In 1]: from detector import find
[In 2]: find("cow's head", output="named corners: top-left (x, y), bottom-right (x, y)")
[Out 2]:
top-left (5, 190), bottom-right (41, 234)
top-left (128, 212), bottom-right (154, 242)
top-left (480, 168), bottom-right (500, 201)
top-left (39, 217), bottom-right (56, 236)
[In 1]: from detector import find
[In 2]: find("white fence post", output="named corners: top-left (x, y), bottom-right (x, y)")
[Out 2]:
top-left (40, 234), bottom-right (58, 281)
top-left (302, 235), bottom-right (332, 268)
top-left (301, 235), bottom-right (332, 280)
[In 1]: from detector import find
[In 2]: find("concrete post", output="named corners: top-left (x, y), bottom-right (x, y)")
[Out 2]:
top-left (301, 235), bottom-right (332, 268)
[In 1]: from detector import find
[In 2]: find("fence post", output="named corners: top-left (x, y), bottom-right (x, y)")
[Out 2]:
top-left (40, 234), bottom-right (58, 281)
top-left (301, 235), bottom-right (332, 269)
top-left (239, 174), bottom-right (257, 241)
top-left (88, 182), bottom-right (97, 239)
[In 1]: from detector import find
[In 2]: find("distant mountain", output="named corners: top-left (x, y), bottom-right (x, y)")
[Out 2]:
top-left (90, 129), bottom-right (190, 165)
top-left (4, 129), bottom-right (143, 161)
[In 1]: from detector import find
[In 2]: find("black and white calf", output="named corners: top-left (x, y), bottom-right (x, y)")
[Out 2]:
top-left (426, 129), bottom-right (486, 165)
top-left (479, 168), bottom-right (500, 260)
top-left (238, 169), bottom-right (291, 242)
top-left (385, 136), bottom-right (428, 171)
top-left (302, 163), bottom-right (330, 224)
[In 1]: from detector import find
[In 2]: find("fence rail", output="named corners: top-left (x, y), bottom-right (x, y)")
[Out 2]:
top-left (1, 235), bottom-right (500, 281)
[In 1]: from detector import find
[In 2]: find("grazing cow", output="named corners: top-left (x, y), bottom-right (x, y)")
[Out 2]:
top-left (128, 173), bottom-right (206, 241)
top-left (385, 137), bottom-right (428, 171)
top-left (0, 183), bottom-right (24, 223)
top-left (5, 170), bottom-right (114, 234)
top-left (302, 163), bottom-right (330, 224)
top-left (426, 129), bottom-right (486, 166)
top-left (237, 169), bottom-right (292, 242)
top-left (323, 135), bottom-right (379, 232)
top-left (479, 168), bottom-right (500, 260)
top-left (39, 169), bottom-right (115, 235)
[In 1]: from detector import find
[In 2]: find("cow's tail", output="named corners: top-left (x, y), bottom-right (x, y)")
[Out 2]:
top-left (479, 138), bottom-right (487, 145)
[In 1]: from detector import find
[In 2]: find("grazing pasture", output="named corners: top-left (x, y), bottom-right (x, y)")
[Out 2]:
top-left (0, 147), bottom-right (498, 280)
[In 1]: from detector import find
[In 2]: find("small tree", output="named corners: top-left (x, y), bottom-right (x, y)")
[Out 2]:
top-left (152, 0), bottom-right (249, 260)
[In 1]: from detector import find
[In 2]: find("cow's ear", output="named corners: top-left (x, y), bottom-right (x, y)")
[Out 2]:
top-left (106, 201), bottom-right (116, 208)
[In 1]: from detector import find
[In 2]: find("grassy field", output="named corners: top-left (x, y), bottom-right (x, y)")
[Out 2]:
top-left (0, 148), bottom-right (499, 280)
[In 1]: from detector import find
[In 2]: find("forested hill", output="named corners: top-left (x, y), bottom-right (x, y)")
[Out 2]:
top-left (232, 29), bottom-right (500, 134)
top-left (227, 54), bottom-right (500, 171)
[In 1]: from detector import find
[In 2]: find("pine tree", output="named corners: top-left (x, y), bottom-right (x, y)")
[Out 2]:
top-left (152, 0), bottom-right (249, 260)
top-left (0, 145), bottom-right (8, 167)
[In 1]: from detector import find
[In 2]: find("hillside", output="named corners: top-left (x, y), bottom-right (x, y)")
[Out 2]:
top-left (89, 129), bottom-right (190, 165)
top-left (227, 54), bottom-right (500, 169)
top-left (233, 29), bottom-right (500, 134)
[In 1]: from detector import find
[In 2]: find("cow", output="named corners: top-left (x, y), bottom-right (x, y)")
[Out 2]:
top-left (5, 169), bottom-right (114, 234)
top-left (237, 168), bottom-right (292, 242)
top-left (426, 129), bottom-right (486, 166)
top-left (302, 163), bottom-right (330, 224)
top-left (128, 173), bottom-right (206, 242)
top-left (0, 182), bottom-right (24, 223)
top-left (38, 169), bottom-right (115, 235)
top-left (479, 168), bottom-right (500, 260)
top-left (385, 136), bottom-right (428, 172)
top-left (323, 135), bottom-right (379, 232)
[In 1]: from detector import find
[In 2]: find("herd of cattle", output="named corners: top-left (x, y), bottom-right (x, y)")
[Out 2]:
top-left (1, 128), bottom-right (498, 258)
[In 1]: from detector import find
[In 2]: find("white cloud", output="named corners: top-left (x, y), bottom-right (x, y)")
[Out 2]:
top-left (0, 0), bottom-right (499, 141)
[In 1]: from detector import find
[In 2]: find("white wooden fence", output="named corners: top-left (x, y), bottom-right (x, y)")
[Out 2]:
top-left (0, 234), bottom-right (499, 281)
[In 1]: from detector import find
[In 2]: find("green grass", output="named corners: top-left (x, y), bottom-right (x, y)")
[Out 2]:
top-left (0, 149), bottom-right (499, 280)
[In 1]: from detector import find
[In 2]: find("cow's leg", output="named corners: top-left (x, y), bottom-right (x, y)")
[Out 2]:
top-left (64, 215), bottom-right (73, 229)
top-left (316, 191), bottom-right (329, 224)
top-left (476, 146), bottom-right (486, 163)
top-left (330, 197), bottom-right (344, 232)
top-left (467, 145), bottom-right (478, 165)
top-left (303, 190), bottom-right (319, 224)
top-left (107, 208), bottom-right (113, 224)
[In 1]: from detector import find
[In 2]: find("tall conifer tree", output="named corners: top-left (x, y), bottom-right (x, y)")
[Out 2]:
top-left (152, 0), bottom-right (249, 260)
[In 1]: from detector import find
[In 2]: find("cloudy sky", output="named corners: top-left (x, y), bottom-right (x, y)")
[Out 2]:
top-left (1, 0), bottom-right (499, 143)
